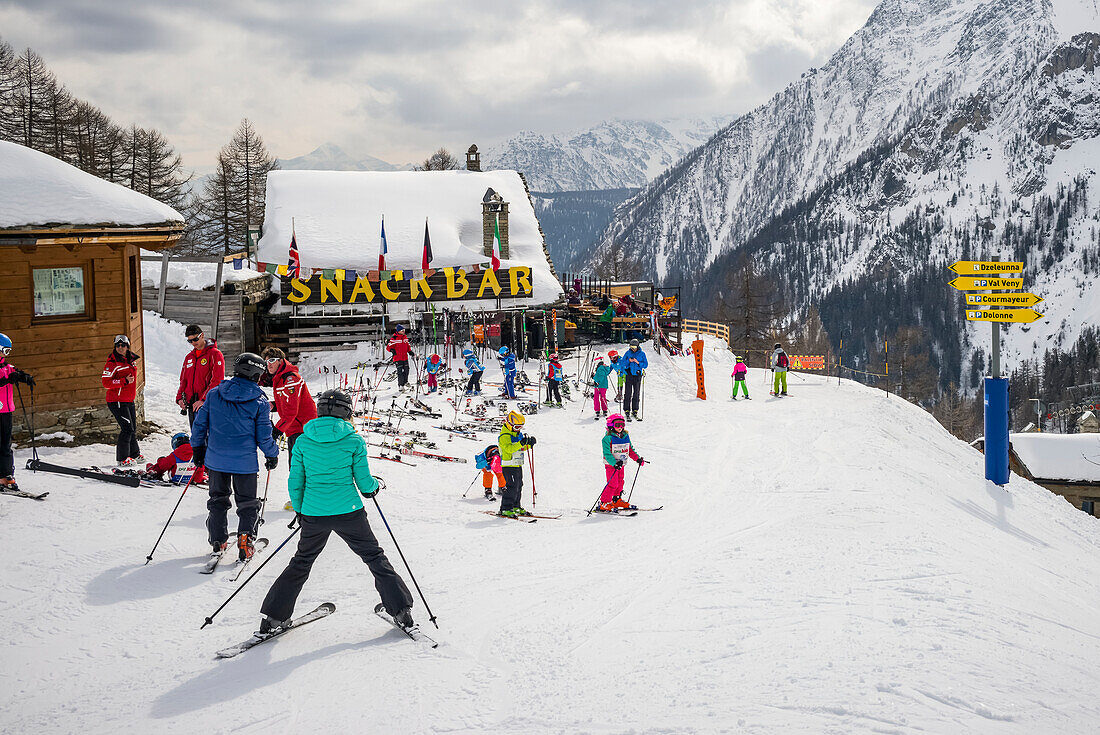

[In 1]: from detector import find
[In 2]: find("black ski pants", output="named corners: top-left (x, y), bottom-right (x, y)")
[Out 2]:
top-left (547, 380), bottom-right (561, 404)
top-left (206, 470), bottom-right (259, 546)
top-left (107, 401), bottom-right (140, 462)
top-left (0, 412), bottom-right (12, 477)
top-left (501, 465), bottom-right (524, 512)
top-left (623, 373), bottom-right (642, 413)
top-left (395, 360), bottom-right (410, 387)
top-left (466, 370), bottom-right (483, 393)
top-left (261, 509), bottom-right (413, 622)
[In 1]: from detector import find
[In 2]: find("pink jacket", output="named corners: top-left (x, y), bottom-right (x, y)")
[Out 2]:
top-left (732, 361), bottom-right (748, 380)
top-left (0, 359), bottom-right (13, 414)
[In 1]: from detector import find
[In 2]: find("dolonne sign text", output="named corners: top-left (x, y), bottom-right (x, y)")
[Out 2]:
top-left (280, 266), bottom-right (534, 305)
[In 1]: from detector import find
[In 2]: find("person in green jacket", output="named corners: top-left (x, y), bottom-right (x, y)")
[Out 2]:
top-left (259, 389), bottom-right (415, 633)
top-left (599, 303), bottom-right (616, 341)
top-left (498, 410), bottom-right (535, 518)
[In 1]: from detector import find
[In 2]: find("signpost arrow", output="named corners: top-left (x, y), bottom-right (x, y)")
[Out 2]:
top-left (949, 260), bottom-right (1024, 275)
top-left (965, 308), bottom-right (1044, 324)
top-left (964, 293), bottom-right (1044, 308)
top-left (949, 276), bottom-right (1023, 291)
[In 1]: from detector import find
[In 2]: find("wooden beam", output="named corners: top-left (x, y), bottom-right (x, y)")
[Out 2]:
top-left (63, 242), bottom-right (83, 253)
top-left (17, 244), bottom-right (36, 254)
top-left (157, 251), bottom-right (169, 313)
top-left (211, 260), bottom-right (224, 339)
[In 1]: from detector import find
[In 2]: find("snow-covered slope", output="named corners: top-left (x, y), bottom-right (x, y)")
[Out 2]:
top-left (486, 117), bottom-right (732, 192)
top-left (586, 0), bottom-right (1100, 378)
top-left (3, 327), bottom-right (1100, 732)
top-left (278, 143), bottom-right (411, 172)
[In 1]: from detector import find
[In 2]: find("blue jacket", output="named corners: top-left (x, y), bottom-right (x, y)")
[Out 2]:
top-left (548, 360), bottom-right (563, 382)
top-left (191, 377), bottom-right (279, 474)
top-left (465, 355), bottom-right (484, 373)
top-left (426, 361), bottom-right (442, 375)
top-left (499, 353), bottom-right (516, 376)
top-left (622, 348), bottom-right (648, 375)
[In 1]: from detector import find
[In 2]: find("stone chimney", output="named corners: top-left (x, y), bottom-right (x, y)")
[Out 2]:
top-left (466, 144), bottom-right (481, 172)
top-left (482, 187), bottom-right (508, 259)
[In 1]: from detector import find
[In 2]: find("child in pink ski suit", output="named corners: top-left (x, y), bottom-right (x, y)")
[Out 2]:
top-left (591, 355), bottom-right (611, 417)
top-left (600, 413), bottom-right (645, 511)
top-left (731, 356), bottom-right (749, 399)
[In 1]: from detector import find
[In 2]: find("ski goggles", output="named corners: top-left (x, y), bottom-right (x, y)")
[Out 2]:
top-left (611, 420), bottom-right (625, 429)
top-left (265, 357), bottom-right (282, 365)
top-left (0, 347), bottom-right (9, 356)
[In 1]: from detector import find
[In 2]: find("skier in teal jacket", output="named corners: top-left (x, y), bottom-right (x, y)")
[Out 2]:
top-left (259, 389), bottom-right (416, 634)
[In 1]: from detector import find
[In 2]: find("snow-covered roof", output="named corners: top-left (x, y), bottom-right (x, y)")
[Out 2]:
top-left (255, 169), bottom-right (561, 305)
top-left (1011, 433), bottom-right (1100, 483)
top-left (0, 141), bottom-right (184, 230)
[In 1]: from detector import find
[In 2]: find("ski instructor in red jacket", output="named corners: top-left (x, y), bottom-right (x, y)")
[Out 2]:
top-left (386, 325), bottom-right (414, 390)
top-left (260, 347), bottom-right (317, 453)
top-left (177, 324), bottom-right (225, 427)
top-left (102, 334), bottom-right (143, 466)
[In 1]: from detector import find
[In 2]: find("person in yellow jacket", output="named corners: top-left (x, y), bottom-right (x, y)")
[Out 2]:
top-left (498, 411), bottom-right (535, 518)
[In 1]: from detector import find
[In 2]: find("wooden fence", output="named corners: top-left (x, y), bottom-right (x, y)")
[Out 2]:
top-left (141, 287), bottom-right (245, 360)
top-left (682, 319), bottom-right (730, 346)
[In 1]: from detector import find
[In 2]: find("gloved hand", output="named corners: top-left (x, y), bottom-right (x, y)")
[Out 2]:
top-left (615, 460), bottom-right (624, 469)
top-left (637, 457), bottom-right (646, 466)
top-left (362, 481), bottom-right (380, 499)
top-left (525, 436), bottom-right (537, 447)
top-left (264, 455), bottom-right (279, 471)
top-left (271, 426), bottom-right (284, 442)
top-left (16, 370), bottom-right (35, 388)
top-left (192, 445), bottom-right (206, 467)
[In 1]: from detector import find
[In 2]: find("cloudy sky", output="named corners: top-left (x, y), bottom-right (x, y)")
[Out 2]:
top-left (0, 0), bottom-right (877, 173)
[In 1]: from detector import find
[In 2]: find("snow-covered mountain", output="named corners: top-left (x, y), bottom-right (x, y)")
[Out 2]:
top-left (585, 0), bottom-right (1100, 385)
top-left (278, 143), bottom-right (411, 172)
top-left (485, 117), bottom-right (732, 192)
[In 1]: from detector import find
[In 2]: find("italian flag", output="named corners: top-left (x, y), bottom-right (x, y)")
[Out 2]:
top-left (492, 214), bottom-right (502, 271)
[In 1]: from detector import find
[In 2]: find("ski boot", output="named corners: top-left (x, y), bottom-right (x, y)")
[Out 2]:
top-left (610, 497), bottom-right (633, 510)
top-left (633, 412), bottom-right (641, 421)
top-left (117, 457), bottom-right (137, 468)
top-left (598, 501), bottom-right (618, 512)
top-left (238, 533), bottom-right (255, 561)
top-left (484, 488), bottom-right (495, 500)
top-left (0, 476), bottom-right (19, 491)
top-left (393, 608), bottom-right (416, 630)
top-left (258, 615), bottom-right (287, 635)
top-left (625, 413), bottom-right (632, 421)
top-left (512, 507), bottom-right (532, 517)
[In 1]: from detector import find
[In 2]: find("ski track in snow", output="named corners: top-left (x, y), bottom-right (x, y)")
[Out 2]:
top-left (2, 333), bottom-right (1100, 733)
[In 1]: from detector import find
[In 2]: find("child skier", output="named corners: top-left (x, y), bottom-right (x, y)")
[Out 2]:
top-left (498, 410), bottom-right (535, 517)
top-left (771, 343), bottom-right (789, 396)
top-left (731, 356), bottom-right (750, 400)
top-left (0, 333), bottom-right (36, 492)
top-left (545, 352), bottom-right (564, 407)
top-left (143, 432), bottom-right (207, 484)
top-left (498, 346), bottom-right (517, 398)
top-left (462, 349), bottom-right (484, 396)
top-left (591, 355), bottom-right (611, 418)
top-left (477, 444), bottom-right (504, 500)
top-left (607, 350), bottom-right (625, 402)
top-left (258, 389), bottom-right (417, 635)
top-left (425, 354), bottom-right (442, 393)
top-left (599, 413), bottom-right (645, 512)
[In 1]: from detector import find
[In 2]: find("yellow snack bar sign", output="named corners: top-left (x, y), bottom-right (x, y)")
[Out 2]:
top-left (949, 276), bottom-right (1023, 291)
top-left (965, 293), bottom-right (1044, 307)
top-left (281, 266), bottom-right (534, 305)
top-left (949, 260), bottom-right (1023, 275)
top-left (965, 308), bottom-right (1044, 324)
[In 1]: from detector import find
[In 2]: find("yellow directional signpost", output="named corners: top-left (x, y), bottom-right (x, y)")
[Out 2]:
top-left (948, 259), bottom-right (1044, 486)
top-left (964, 293), bottom-right (1043, 308)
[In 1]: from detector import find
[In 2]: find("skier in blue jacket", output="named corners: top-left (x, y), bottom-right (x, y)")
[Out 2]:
top-left (192, 352), bottom-right (280, 562)
top-left (498, 346), bottom-right (517, 398)
top-left (462, 349), bottom-right (484, 395)
top-left (621, 339), bottom-right (648, 421)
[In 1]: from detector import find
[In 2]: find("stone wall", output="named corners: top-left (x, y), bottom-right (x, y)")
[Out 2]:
top-left (12, 394), bottom-right (155, 447)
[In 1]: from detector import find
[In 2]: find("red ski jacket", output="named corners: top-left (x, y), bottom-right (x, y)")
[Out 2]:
top-left (267, 360), bottom-right (317, 436)
top-left (147, 444), bottom-right (206, 484)
top-left (102, 351), bottom-right (139, 403)
top-left (387, 333), bottom-right (413, 362)
top-left (176, 341), bottom-right (225, 405)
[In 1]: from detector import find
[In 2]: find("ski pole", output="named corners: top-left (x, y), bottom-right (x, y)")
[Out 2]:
top-left (144, 471), bottom-right (199, 565)
top-left (200, 523), bottom-right (301, 629)
top-left (371, 492), bottom-right (438, 629)
top-left (625, 462), bottom-right (643, 504)
top-left (254, 467), bottom-right (273, 535)
top-left (528, 445), bottom-right (537, 506)
top-left (15, 384), bottom-right (39, 462)
top-left (462, 471), bottom-right (482, 498)
top-left (586, 465), bottom-right (624, 516)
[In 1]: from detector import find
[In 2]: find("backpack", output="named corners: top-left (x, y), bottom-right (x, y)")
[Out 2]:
top-left (777, 353), bottom-right (789, 368)
top-left (475, 445), bottom-right (499, 469)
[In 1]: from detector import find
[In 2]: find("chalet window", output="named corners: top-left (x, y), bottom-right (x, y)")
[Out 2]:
top-left (32, 265), bottom-right (92, 319)
top-left (129, 254), bottom-right (139, 314)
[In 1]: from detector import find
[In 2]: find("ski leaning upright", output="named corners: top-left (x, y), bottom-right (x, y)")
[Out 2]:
top-left (215, 602), bottom-right (337, 659)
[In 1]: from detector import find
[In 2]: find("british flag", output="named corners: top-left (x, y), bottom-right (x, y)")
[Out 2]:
top-left (288, 227), bottom-right (301, 279)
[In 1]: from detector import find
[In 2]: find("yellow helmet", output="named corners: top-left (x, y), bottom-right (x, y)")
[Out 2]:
top-left (505, 410), bottom-right (525, 429)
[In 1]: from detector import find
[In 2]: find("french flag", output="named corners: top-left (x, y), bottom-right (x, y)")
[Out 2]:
top-left (379, 216), bottom-right (388, 271)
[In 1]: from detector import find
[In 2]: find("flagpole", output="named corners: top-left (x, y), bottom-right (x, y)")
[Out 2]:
top-left (380, 214), bottom-right (387, 345)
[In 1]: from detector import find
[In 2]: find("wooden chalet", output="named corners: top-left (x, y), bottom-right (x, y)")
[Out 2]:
top-left (0, 141), bottom-right (184, 442)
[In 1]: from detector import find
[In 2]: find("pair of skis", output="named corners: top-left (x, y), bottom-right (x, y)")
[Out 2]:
top-left (202, 538), bottom-right (270, 577)
top-left (215, 602), bottom-right (437, 658)
top-left (480, 510), bottom-right (562, 524)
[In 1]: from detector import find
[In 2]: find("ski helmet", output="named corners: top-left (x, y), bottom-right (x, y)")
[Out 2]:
top-left (606, 413), bottom-right (626, 430)
top-left (550, 352), bottom-right (559, 361)
top-left (595, 354), bottom-right (604, 362)
top-left (233, 352), bottom-right (265, 382)
top-left (498, 346), bottom-right (509, 356)
top-left (505, 410), bottom-right (525, 429)
top-left (774, 343), bottom-right (782, 349)
top-left (0, 332), bottom-right (11, 350)
top-left (485, 445), bottom-right (500, 458)
top-left (607, 350), bottom-right (619, 360)
top-left (316, 389), bottom-right (354, 420)
top-left (462, 348), bottom-right (474, 358)
top-left (171, 432), bottom-right (190, 450)
top-left (429, 354), bottom-right (441, 364)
